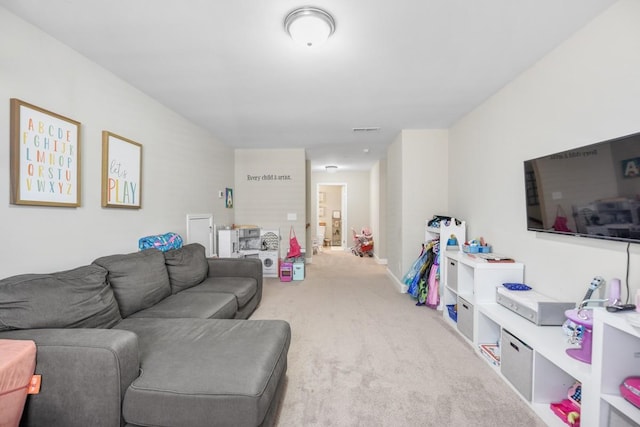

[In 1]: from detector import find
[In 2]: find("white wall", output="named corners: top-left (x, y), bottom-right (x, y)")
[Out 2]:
top-left (234, 149), bottom-right (306, 258)
top-left (386, 130), bottom-right (449, 282)
top-left (0, 9), bottom-right (234, 276)
top-left (449, 0), bottom-right (640, 303)
top-left (369, 160), bottom-right (386, 261)
top-left (386, 134), bottom-right (403, 278)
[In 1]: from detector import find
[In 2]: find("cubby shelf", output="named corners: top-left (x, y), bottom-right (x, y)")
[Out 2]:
top-left (442, 250), bottom-right (640, 426)
top-left (424, 218), bottom-right (465, 311)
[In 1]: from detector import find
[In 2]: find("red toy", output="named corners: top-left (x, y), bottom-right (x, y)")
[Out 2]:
top-left (350, 227), bottom-right (374, 257)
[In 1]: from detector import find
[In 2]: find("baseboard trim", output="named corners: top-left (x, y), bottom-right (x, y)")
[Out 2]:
top-left (374, 255), bottom-right (387, 265)
top-left (386, 268), bottom-right (408, 293)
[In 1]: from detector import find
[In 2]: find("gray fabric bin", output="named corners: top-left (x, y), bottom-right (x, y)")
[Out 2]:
top-left (500, 329), bottom-right (533, 401)
top-left (446, 258), bottom-right (458, 291)
top-left (456, 296), bottom-right (473, 341)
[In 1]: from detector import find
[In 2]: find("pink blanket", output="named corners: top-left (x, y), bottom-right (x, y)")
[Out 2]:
top-left (0, 339), bottom-right (36, 427)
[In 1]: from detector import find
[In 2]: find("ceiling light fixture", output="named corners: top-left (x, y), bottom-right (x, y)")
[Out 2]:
top-left (284, 7), bottom-right (336, 47)
top-left (325, 165), bottom-right (338, 173)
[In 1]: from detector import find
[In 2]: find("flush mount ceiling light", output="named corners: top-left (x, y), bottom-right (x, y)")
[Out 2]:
top-left (284, 6), bottom-right (336, 47)
top-left (325, 165), bottom-right (338, 173)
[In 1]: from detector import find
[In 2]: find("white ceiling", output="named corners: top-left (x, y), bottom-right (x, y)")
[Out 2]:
top-left (0, 0), bottom-right (617, 171)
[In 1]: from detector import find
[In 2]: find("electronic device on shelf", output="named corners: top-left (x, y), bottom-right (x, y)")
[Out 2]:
top-left (606, 303), bottom-right (637, 312)
top-left (583, 276), bottom-right (605, 302)
top-left (496, 286), bottom-right (574, 326)
top-left (603, 277), bottom-right (637, 311)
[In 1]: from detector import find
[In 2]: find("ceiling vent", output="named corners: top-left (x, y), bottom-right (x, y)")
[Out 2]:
top-left (352, 127), bottom-right (380, 132)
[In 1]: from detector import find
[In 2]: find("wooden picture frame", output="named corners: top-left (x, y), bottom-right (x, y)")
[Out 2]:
top-left (225, 188), bottom-right (233, 208)
top-left (101, 131), bottom-right (142, 208)
top-left (10, 98), bottom-right (81, 207)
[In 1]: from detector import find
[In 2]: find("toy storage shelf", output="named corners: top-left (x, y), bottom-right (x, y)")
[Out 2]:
top-left (424, 217), bottom-right (465, 248)
top-left (469, 302), bottom-right (640, 426)
top-left (424, 217), bottom-right (466, 312)
top-left (477, 303), bottom-right (590, 427)
top-left (442, 251), bottom-right (524, 335)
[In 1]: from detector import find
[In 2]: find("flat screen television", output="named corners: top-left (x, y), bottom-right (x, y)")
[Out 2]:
top-left (524, 131), bottom-right (640, 243)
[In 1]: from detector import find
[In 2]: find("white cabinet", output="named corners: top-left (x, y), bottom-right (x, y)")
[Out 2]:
top-left (218, 229), bottom-right (241, 258)
top-left (332, 218), bottom-right (341, 246)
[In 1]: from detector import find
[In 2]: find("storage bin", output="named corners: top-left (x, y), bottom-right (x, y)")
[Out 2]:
top-left (462, 245), bottom-right (479, 253)
top-left (456, 296), bottom-right (474, 341)
top-left (446, 304), bottom-right (457, 322)
top-left (446, 258), bottom-right (458, 291)
top-left (500, 329), bottom-right (533, 401)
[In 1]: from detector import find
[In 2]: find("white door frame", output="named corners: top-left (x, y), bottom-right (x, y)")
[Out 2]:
top-left (316, 183), bottom-right (348, 249)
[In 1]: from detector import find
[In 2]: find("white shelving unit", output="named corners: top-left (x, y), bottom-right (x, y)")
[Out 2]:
top-left (424, 217), bottom-right (466, 310)
top-left (477, 303), bottom-right (591, 427)
top-left (442, 251), bottom-right (524, 336)
top-left (443, 252), bottom-right (640, 427)
top-left (424, 217), bottom-right (466, 249)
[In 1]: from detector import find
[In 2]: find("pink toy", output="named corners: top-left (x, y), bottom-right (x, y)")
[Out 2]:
top-left (620, 377), bottom-right (640, 408)
top-left (564, 308), bottom-right (594, 364)
top-left (550, 399), bottom-right (580, 426)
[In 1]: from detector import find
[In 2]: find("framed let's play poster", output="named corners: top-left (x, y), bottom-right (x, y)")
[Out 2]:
top-left (10, 98), bottom-right (81, 207)
top-left (101, 131), bottom-right (142, 208)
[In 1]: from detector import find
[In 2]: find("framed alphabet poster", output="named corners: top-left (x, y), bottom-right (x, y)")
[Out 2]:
top-left (10, 98), bottom-right (81, 207)
top-left (101, 131), bottom-right (142, 208)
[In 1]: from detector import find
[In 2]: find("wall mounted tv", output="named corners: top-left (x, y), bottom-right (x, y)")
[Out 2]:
top-left (524, 131), bottom-right (640, 243)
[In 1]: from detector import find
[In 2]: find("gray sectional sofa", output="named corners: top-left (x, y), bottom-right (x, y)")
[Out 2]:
top-left (0, 243), bottom-right (290, 427)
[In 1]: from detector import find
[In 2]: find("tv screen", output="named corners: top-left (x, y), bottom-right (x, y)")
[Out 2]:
top-left (524, 131), bottom-right (640, 243)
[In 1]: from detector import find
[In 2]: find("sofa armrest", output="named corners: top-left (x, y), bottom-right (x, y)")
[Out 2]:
top-left (207, 257), bottom-right (263, 304)
top-left (0, 328), bottom-right (139, 427)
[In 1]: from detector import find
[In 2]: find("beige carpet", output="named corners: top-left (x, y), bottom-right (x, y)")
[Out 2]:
top-left (252, 250), bottom-right (546, 427)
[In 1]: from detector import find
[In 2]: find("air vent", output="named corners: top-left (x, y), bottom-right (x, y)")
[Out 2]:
top-left (352, 127), bottom-right (380, 132)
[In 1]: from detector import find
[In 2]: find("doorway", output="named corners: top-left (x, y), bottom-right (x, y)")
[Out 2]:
top-left (317, 183), bottom-right (347, 250)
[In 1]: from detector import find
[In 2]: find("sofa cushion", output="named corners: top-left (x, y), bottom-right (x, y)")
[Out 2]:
top-left (164, 243), bottom-right (209, 293)
top-left (0, 265), bottom-right (122, 331)
top-left (93, 249), bottom-right (171, 318)
top-left (128, 292), bottom-right (237, 320)
top-left (182, 277), bottom-right (257, 308)
top-left (116, 318), bottom-right (290, 427)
